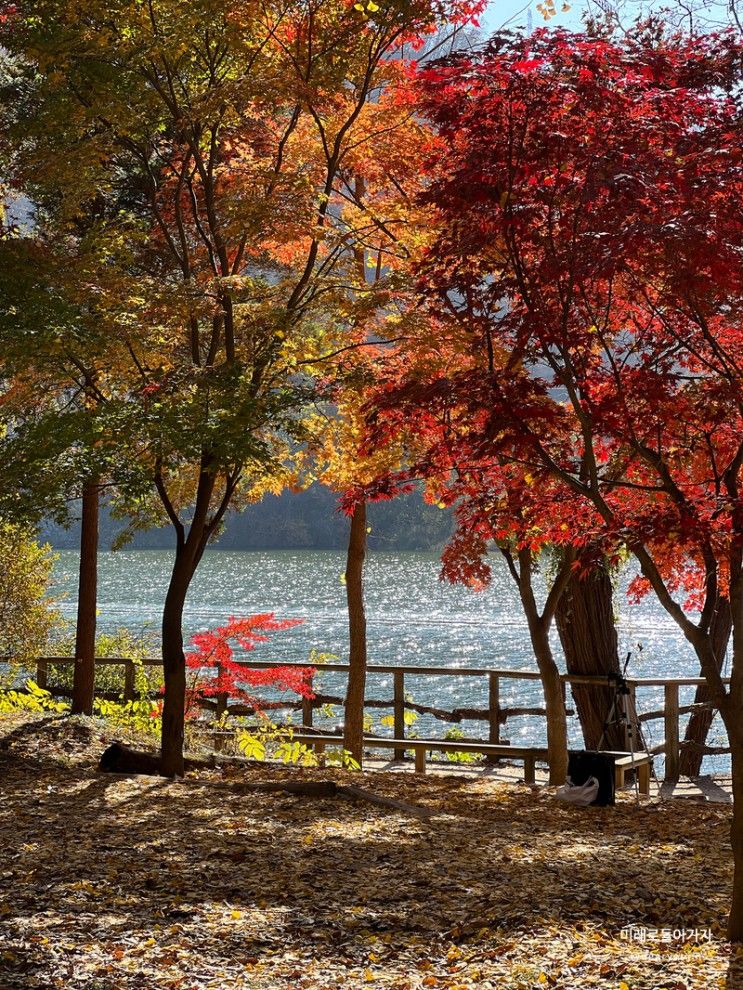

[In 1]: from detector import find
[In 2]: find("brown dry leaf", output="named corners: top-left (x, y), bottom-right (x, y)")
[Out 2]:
top-left (0, 713), bottom-right (735, 990)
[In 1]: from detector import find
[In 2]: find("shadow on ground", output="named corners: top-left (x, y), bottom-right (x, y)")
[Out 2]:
top-left (0, 714), bottom-right (735, 989)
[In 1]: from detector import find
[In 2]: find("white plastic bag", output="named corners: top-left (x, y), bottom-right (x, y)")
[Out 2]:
top-left (556, 775), bottom-right (599, 807)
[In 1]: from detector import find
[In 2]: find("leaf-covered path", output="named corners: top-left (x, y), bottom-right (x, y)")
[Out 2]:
top-left (0, 715), bottom-right (740, 990)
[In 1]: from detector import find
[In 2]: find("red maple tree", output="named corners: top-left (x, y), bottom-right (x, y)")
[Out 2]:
top-left (183, 615), bottom-right (313, 719)
top-left (355, 27), bottom-right (743, 937)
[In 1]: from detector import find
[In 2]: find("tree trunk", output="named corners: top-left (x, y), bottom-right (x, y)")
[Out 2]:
top-left (507, 548), bottom-right (570, 785)
top-left (343, 501), bottom-right (368, 765)
top-left (71, 480), bottom-right (99, 715)
top-left (556, 559), bottom-right (626, 751)
top-left (728, 738), bottom-right (743, 941)
top-left (533, 631), bottom-right (570, 785)
top-left (726, 578), bottom-right (743, 942)
top-left (160, 549), bottom-right (198, 777)
top-left (679, 595), bottom-right (732, 777)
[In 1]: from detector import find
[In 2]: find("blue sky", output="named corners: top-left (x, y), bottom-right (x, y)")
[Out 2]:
top-left (481, 0), bottom-right (592, 33)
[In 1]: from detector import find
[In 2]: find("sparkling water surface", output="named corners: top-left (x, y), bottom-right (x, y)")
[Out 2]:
top-left (50, 549), bottom-right (731, 772)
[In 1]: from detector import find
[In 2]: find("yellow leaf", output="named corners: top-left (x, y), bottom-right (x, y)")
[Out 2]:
top-left (363, 969), bottom-right (376, 982)
top-left (619, 983), bottom-right (630, 990)
top-left (231, 910), bottom-right (242, 920)
top-left (367, 1), bottom-right (380, 9)
top-left (538, 976), bottom-right (548, 986)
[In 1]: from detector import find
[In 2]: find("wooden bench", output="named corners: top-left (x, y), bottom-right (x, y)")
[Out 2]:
top-left (289, 733), bottom-right (549, 783)
top-left (605, 751), bottom-right (653, 795)
top-left (192, 729), bottom-right (653, 795)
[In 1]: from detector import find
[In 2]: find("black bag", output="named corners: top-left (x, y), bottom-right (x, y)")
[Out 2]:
top-left (567, 750), bottom-right (616, 806)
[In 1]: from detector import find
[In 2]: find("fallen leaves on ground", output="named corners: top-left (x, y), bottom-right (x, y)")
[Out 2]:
top-left (0, 713), bottom-right (739, 990)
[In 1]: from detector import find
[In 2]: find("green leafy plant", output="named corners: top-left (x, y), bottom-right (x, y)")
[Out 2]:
top-left (236, 722), bottom-right (360, 770)
top-left (380, 709), bottom-right (418, 728)
top-left (442, 726), bottom-right (483, 764)
top-left (47, 627), bottom-right (161, 699)
top-left (0, 679), bottom-right (68, 714)
top-left (93, 697), bottom-right (161, 737)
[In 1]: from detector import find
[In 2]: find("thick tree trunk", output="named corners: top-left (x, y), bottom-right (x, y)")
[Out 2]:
top-left (71, 480), bottom-right (99, 715)
top-left (160, 550), bottom-right (198, 777)
top-left (679, 596), bottom-right (732, 777)
top-left (343, 501), bottom-right (368, 765)
top-left (556, 560), bottom-right (626, 751)
top-left (728, 739), bottom-right (743, 941)
top-left (726, 584), bottom-right (743, 942)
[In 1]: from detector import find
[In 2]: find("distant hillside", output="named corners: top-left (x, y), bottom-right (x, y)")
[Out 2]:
top-left (41, 484), bottom-right (454, 552)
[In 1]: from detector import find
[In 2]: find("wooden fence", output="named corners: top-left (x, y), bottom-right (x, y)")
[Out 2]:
top-left (34, 656), bottom-right (730, 782)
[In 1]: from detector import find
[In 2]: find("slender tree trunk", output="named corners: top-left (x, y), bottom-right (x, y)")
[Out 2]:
top-left (556, 559), bottom-right (626, 751)
top-left (160, 548), bottom-right (198, 777)
top-left (530, 625), bottom-right (569, 785)
top-left (343, 501), bottom-right (367, 765)
top-left (71, 480), bottom-right (99, 715)
top-left (157, 451), bottom-right (221, 777)
top-left (505, 548), bottom-right (570, 785)
top-left (679, 595), bottom-right (732, 777)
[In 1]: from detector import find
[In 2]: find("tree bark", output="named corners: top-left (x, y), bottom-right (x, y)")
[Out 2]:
top-left (160, 548), bottom-right (198, 777)
top-left (343, 501), bottom-right (368, 765)
top-left (729, 738), bottom-right (743, 941)
top-left (679, 595), bottom-right (732, 777)
top-left (511, 549), bottom-right (569, 785)
top-left (71, 480), bottom-right (99, 715)
top-left (556, 559), bottom-right (626, 751)
top-left (530, 625), bottom-right (569, 785)
top-left (726, 573), bottom-right (743, 941)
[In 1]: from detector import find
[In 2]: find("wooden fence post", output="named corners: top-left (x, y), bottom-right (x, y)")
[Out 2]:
top-left (665, 683), bottom-right (680, 781)
top-left (124, 660), bottom-right (136, 702)
top-left (215, 663), bottom-right (228, 719)
top-left (394, 671), bottom-right (405, 760)
top-left (302, 673), bottom-right (314, 728)
top-left (36, 659), bottom-right (48, 690)
top-left (626, 684), bottom-right (639, 751)
top-left (488, 673), bottom-right (501, 762)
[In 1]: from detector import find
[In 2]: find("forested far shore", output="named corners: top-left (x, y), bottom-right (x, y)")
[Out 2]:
top-left (40, 485), bottom-right (454, 552)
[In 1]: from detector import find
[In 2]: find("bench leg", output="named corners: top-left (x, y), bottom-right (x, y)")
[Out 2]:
top-left (523, 756), bottom-right (535, 785)
top-left (615, 766), bottom-right (625, 790)
top-left (638, 762), bottom-right (651, 795)
top-left (414, 748), bottom-right (426, 774)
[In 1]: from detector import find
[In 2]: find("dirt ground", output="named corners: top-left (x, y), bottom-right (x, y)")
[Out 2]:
top-left (1, 713), bottom-right (741, 990)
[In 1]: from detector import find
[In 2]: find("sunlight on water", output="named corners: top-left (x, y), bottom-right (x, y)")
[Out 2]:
top-left (50, 549), bottom-right (730, 772)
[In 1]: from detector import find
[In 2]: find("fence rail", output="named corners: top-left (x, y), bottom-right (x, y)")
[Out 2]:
top-left (32, 656), bottom-right (731, 781)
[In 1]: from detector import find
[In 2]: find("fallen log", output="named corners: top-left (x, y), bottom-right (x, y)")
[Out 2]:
top-left (99, 742), bottom-right (164, 775)
top-left (98, 743), bottom-right (436, 817)
top-left (337, 784), bottom-right (437, 821)
top-left (98, 742), bottom-right (223, 775)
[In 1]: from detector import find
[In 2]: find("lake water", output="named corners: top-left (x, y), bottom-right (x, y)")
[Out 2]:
top-left (50, 549), bottom-right (731, 771)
